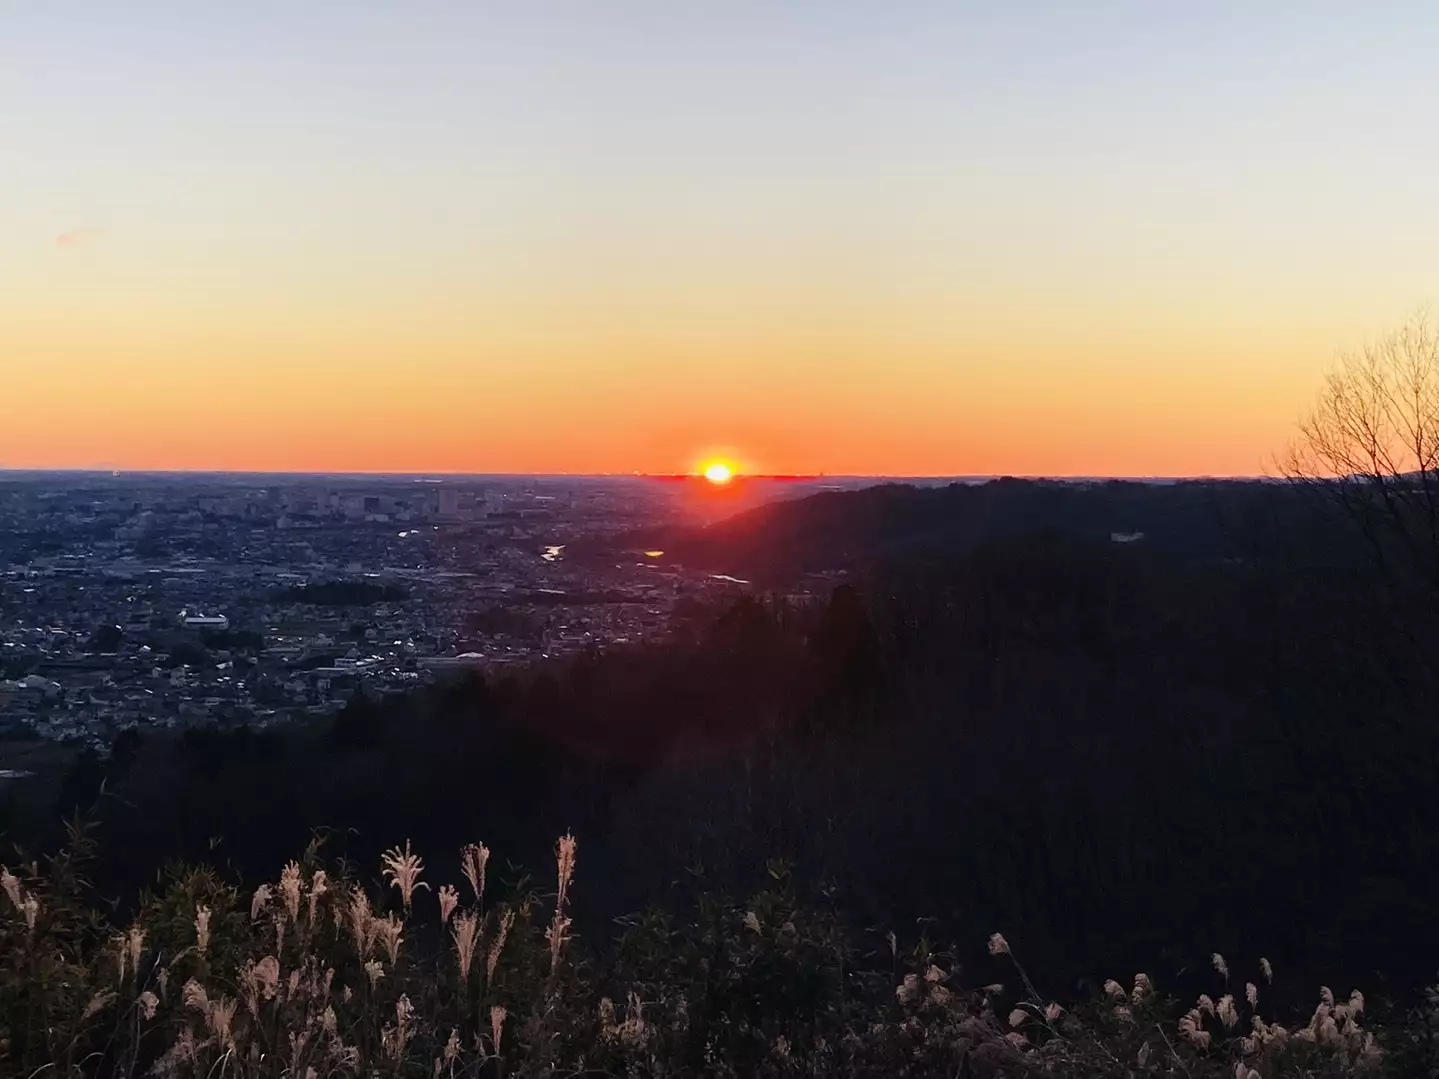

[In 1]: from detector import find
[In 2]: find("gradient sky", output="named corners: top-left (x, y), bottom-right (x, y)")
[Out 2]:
top-left (4, 2), bottom-right (1439, 476)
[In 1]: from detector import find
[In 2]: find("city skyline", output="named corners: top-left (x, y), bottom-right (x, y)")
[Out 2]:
top-left (6, 4), bottom-right (1439, 475)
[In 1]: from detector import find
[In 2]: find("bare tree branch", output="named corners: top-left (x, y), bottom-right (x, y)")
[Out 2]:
top-left (1284, 311), bottom-right (1439, 592)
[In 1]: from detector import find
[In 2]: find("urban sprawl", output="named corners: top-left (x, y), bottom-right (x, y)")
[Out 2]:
top-left (0, 473), bottom-right (824, 754)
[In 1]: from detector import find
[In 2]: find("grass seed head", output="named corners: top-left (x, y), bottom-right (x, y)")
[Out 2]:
top-left (490, 1005), bottom-right (507, 1054)
top-left (194, 905), bottom-right (211, 956)
top-left (280, 861), bottom-right (304, 922)
top-left (451, 911), bottom-right (479, 982)
top-left (487, 907), bottom-right (515, 982)
top-left (307, 869), bottom-right (328, 926)
top-left (1217, 994), bottom-right (1238, 1029)
top-left (461, 843), bottom-right (490, 905)
top-left (347, 886), bottom-right (373, 957)
top-left (374, 912), bottom-right (404, 966)
top-left (125, 926), bottom-right (145, 974)
top-left (83, 990), bottom-right (115, 1020)
top-left (382, 840), bottom-right (430, 912)
top-left (437, 883), bottom-right (459, 926)
top-left (0, 866), bottom-right (22, 911)
top-left (555, 833), bottom-right (578, 911)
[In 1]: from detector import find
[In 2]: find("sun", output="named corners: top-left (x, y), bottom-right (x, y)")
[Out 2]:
top-left (702, 461), bottom-right (735, 485)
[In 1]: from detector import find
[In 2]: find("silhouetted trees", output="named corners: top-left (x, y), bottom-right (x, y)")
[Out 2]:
top-left (277, 580), bottom-right (408, 606)
top-left (200, 628), bottom-right (265, 652)
top-left (1288, 312), bottom-right (1439, 595)
top-left (162, 642), bottom-right (210, 669)
top-left (86, 624), bottom-right (123, 652)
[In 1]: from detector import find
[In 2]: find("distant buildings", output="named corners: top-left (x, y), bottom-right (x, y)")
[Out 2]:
top-left (179, 612), bottom-right (230, 631)
top-left (0, 472), bottom-right (795, 752)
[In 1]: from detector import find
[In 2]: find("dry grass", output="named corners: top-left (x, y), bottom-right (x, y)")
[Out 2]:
top-left (0, 826), bottom-right (1432, 1077)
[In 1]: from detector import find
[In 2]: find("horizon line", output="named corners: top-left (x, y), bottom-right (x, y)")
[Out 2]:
top-left (0, 466), bottom-right (1272, 482)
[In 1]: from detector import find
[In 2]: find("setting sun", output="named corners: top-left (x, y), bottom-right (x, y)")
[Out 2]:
top-left (703, 462), bottom-right (735, 485)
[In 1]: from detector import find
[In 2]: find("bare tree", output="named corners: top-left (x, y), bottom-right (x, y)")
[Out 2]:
top-left (1285, 312), bottom-right (1439, 591)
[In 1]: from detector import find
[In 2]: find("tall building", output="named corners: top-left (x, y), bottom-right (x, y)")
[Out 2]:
top-left (438, 488), bottom-right (463, 521)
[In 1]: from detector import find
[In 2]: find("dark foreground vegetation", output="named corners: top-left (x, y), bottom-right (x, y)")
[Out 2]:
top-left (0, 826), bottom-right (1426, 1077)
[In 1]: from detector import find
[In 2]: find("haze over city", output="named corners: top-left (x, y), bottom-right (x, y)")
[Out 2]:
top-left (6, 3), bottom-right (1439, 476)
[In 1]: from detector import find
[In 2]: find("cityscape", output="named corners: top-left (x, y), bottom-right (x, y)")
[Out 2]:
top-left (0, 471), bottom-right (861, 753)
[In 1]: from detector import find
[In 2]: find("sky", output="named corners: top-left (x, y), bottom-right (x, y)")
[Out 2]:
top-left (4, 1), bottom-right (1439, 476)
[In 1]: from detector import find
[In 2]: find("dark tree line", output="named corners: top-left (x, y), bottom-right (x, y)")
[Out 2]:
top-left (276, 580), bottom-right (409, 606)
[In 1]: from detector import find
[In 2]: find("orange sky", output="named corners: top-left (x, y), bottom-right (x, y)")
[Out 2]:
top-left (4, 6), bottom-right (1439, 476)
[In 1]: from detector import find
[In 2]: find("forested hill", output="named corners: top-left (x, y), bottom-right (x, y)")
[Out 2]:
top-left (620, 478), bottom-right (1295, 579)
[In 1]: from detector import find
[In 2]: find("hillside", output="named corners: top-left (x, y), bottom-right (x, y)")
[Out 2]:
top-left (615, 478), bottom-right (1293, 580)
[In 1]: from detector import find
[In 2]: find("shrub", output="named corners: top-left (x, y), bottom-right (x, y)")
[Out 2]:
top-left (0, 827), bottom-right (1426, 1077)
